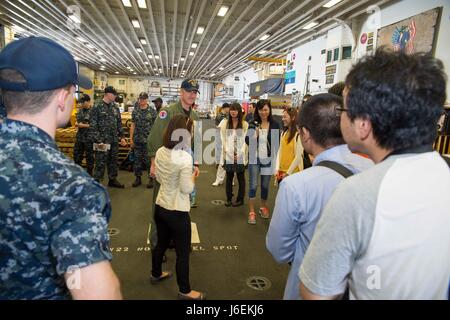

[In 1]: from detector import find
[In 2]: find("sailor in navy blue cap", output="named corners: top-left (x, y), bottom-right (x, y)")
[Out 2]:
top-left (0, 37), bottom-right (122, 300)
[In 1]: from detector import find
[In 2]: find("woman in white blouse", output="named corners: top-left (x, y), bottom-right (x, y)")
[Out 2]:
top-left (150, 114), bottom-right (205, 300)
top-left (219, 102), bottom-right (248, 207)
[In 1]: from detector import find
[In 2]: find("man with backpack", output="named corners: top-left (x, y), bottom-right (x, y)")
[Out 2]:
top-left (266, 93), bottom-right (373, 300)
top-left (300, 50), bottom-right (450, 300)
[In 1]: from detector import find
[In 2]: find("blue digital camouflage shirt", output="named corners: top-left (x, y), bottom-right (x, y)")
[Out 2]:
top-left (0, 119), bottom-right (113, 300)
top-left (0, 100), bottom-right (6, 118)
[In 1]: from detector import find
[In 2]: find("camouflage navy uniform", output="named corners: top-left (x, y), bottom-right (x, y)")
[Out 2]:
top-left (73, 107), bottom-right (94, 174)
top-left (131, 103), bottom-right (157, 178)
top-left (90, 101), bottom-right (124, 181)
top-left (0, 98), bottom-right (6, 119)
top-left (0, 118), bottom-right (112, 300)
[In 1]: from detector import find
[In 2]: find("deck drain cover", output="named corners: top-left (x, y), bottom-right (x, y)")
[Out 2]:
top-left (246, 276), bottom-right (271, 291)
top-left (211, 200), bottom-right (225, 206)
top-left (108, 228), bottom-right (120, 236)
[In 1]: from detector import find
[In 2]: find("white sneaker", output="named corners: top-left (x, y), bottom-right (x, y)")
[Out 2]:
top-left (212, 181), bottom-right (222, 186)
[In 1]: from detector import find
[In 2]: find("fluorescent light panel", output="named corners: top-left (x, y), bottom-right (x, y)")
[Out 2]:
top-left (189, 52), bottom-right (194, 56)
top-left (191, 43), bottom-right (198, 48)
top-left (122, 0), bottom-right (132, 7)
top-left (259, 34), bottom-right (270, 41)
top-left (180, 57), bottom-right (185, 61)
top-left (69, 15), bottom-right (81, 24)
top-left (140, 38), bottom-right (147, 45)
top-left (197, 26), bottom-right (205, 34)
top-left (302, 22), bottom-right (318, 30)
top-left (154, 55), bottom-right (160, 59)
top-left (131, 19), bottom-right (140, 28)
top-left (137, 0), bottom-right (147, 9)
top-left (217, 6), bottom-right (229, 17)
top-left (12, 25), bottom-right (25, 33)
top-left (323, 0), bottom-right (343, 8)
top-left (136, 48), bottom-right (143, 53)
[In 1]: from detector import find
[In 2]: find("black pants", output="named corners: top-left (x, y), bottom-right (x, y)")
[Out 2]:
top-left (151, 205), bottom-right (191, 294)
top-left (73, 139), bottom-right (94, 172)
top-left (226, 171), bottom-right (245, 202)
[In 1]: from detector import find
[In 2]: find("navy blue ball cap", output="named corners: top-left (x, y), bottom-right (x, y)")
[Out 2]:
top-left (104, 86), bottom-right (117, 95)
top-left (0, 36), bottom-right (92, 91)
top-left (181, 79), bottom-right (200, 94)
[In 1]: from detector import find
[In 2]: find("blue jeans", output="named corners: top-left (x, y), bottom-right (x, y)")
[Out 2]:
top-left (248, 158), bottom-right (272, 200)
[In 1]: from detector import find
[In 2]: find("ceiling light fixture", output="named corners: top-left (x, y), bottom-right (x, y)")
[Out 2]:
top-left (217, 6), bottom-right (229, 17)
top-left (323, 0), bottom-right (343, 8)
top-left (191, 43), bottom-right (198, 48)
top-left (154, 55), bottom-right (160, 59)
top-left (197, 26), bottom-right (205, 34)
top-left (76, 36), bottom-right (86, 42)
top-left (173, 64), bottom-right (178, 67)
top-left (140, 38), bottom-right (147, 45)
top-left (97, 51), bottom-right (104, 55)
top-left (136, 48), bottom-right (143, 53)
top-left (302, 22), bottom-right (319, 30)
top-left (148, 54), bottom-right (153, 59)
top-left (122, 0), bottom-right (132, 7)
top-left (259, 34), bottom-right (270, 41)
top-left (12, 25), bottom-right (25, 33)
top-left (180, 57), bottom-right (185, 61)
top-left (144, 61), bottom-right (149, 65)
top-left (189, 52), bottom-right (194, 56)
top-left (131, 19), bottom-right (140, 28)
top-left (86, 44), bottom-right (95, 49)
top-left (115, 71), bottom-right (119, 74)
top-left (219, 67), bottom-right (224, 70)
top-left (210, 73), bottom-right (216, 77)
top-left (259, 50), bottom-right (267, 54)
top-left (137, 0), bottom-right (147, 9)
top-left (68, 14), bottom-right (81, 24)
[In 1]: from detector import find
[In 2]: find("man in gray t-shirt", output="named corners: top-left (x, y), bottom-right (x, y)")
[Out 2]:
top-left (300, 50), bottom-right (450, 300)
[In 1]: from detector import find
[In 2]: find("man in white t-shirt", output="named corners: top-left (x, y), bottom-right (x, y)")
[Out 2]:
top-left (300, 49), bottom-right (450, 300)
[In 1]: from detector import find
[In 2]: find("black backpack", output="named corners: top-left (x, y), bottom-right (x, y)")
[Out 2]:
top-left (316, 160), bottom-right (354, 178)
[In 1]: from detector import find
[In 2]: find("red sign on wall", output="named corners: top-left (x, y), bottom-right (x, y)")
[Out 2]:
top-left (360, 33), bottom-right (368, 44)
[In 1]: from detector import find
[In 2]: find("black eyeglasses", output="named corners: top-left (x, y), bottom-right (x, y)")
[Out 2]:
top-left (335, 106), bottom-right (348, 116)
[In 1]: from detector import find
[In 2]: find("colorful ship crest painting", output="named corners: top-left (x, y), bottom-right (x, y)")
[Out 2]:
top-left (377, 7), bottom-right (441, 55)
top-left (391, 20), bottom-right (417, 54)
